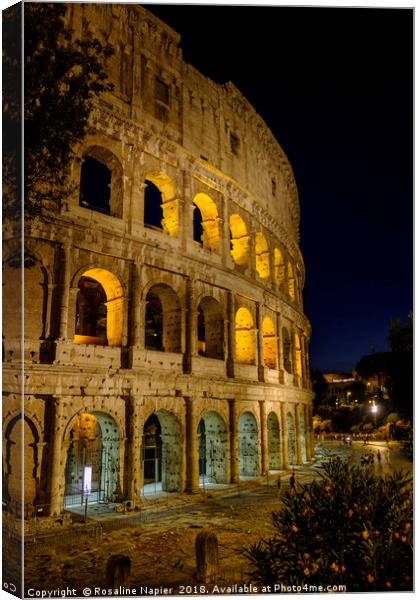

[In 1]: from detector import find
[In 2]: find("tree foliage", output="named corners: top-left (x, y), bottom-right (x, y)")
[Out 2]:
top-left (246, 458), bottom-right (413, 592)
top-left (3, 3), bottom-right (113, 221)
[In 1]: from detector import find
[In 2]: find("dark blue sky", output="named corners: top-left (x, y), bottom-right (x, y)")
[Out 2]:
top-left (146, 4), bottom-right (413, 373)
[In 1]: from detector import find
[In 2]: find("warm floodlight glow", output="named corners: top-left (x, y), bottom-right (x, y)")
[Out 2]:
top-left (144, 170), bottom-right (179, 236)
top-left (274, 248), bottom-right (285, 287)
top-left (230, 214), bottom-right (249, 266)
top-left (235, 307), bottom-right (256, 364)
top-left (255, 232), bottom-right (270, 279)
top-left (262, 316), bottom-right (277, 369)
top-left (193, 193), bottom-right (219, 252)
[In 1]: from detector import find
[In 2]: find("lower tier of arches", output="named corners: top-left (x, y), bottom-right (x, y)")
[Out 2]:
top-left (3, 393), bottom-right (314, 518)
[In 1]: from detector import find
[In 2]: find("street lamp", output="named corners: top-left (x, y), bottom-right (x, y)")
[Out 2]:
top-left (371, 404), bottom-right (378, 429)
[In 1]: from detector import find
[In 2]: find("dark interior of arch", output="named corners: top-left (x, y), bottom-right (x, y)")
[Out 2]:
top-left (75, 277), bottom-right (107, 340)
top-left (142, 414), bottom-right (162, 483)
top-left (79, 156), bottom-right (111, 214)
top-left (145, 292), bottom-right (163, 350)
top-left (144, 179), bottom-right (164, 230)
top-left (193, 204), bottom-right (204, 245)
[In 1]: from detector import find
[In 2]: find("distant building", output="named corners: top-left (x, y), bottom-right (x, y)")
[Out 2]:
top-left (324, 373), bottom-right (355, 404)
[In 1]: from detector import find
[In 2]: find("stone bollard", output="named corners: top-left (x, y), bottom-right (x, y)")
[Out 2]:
top-left (195, 530), bottom-right (219, 583)
top-left (106, 554), bottom-right (131, 588)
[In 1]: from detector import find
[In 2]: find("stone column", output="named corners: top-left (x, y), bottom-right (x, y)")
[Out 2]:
top-left (183, 278), bottom-right (196, 374)
top-left (294, 404), bottom-right (302, 465)
top-left (67, 287), bottom-right (79, 340)
top-left (229, 399), bottom-right (239, 483)
top-left (256, 302), bottom-right (265, 382)
top-left (226, 291), bottom-right (235, 378)
top-left (48, 398), bottom-right (65, 515)
top-left (280, 403), bottom-right (289, 470)
top-left (182, 169), bottom-right (193, 252)
top-left (259, 401), bottom-right (269, 475)
top-left (185, 397), bottom-right (200, 493)
top-left (130, 261), bottom-right (143, 348)
top-left (124, 395), bottom-right (142, 505)
top-left (58, 241), bottom-right (72, 339)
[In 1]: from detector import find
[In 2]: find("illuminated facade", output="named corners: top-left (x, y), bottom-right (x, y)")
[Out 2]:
top-left (3, 4), bottom-right (313, 517)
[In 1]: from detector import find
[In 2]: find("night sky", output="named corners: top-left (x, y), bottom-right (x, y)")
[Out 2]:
top-left (145, 3), bottom-right (413, 373)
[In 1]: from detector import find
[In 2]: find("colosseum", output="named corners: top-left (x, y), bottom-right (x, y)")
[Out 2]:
top-left (3, 4), bottom-right (313, 519)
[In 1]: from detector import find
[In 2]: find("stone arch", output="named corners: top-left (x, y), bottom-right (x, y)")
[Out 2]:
top-left (267, 412), bottom-right (281, 470)
top-left (274, 248), bottom-right (285, 288)
top-left (197, 296), bottom-right (224, 359)
top-left (288, 262), bottom-right (296, 301)
top-left (144, 283), bottom-right (182, 353)
top-left (286, 411), bottom-right (296, 465)
top-left (229, 214), bottom-right (249, 266)
top-left (192, 193), bottom-right (219, 252)
top-left (255, 232), bottom-right (270, 280)
top-left (294, 334), bottom-right (303, 377)
top-left (282, 327), bottom-right (292, 373)
top-left (299, 412), bottom-right (307, 463)
top-left (4, 415), bottom-right (39, 511)
top-left (79, 146), bottom-right (123, 218)
top-left (262, 316), bottom-right (277, 369)
top-left (73, 268), bottom-right (124, 347)
top-left (197, 411), bottom-right (227, 484)
top-left (238, 411), bottom-right (259, 478)
top-left (142, 410), bottom-right (181, 493)
top-left (235, 307), bottom-right (256, 364)
top-left (64, 411), bottom-right (121, 506)
top-left (144, 171), bottom-right (178, 236)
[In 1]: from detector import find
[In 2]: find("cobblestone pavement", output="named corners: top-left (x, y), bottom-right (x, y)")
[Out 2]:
top-left (7, 441), bottom-right (412, 596)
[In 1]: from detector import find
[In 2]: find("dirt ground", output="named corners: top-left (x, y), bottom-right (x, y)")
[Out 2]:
top-left (22, 489), bottom-right (281, 596)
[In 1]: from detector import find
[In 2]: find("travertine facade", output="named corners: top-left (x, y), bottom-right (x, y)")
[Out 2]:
top-left (3, 4), bottom-right (313, 518)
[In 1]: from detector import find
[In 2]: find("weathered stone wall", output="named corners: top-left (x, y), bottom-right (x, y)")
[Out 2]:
top-left (2, 3), bottom-right (314, 518)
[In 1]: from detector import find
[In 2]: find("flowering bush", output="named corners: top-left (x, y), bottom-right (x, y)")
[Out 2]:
top-left (245, 458), bottom-right (412, 591)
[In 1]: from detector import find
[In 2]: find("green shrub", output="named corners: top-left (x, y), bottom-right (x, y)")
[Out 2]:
top-left (246, 458), bottom-right (412, 591)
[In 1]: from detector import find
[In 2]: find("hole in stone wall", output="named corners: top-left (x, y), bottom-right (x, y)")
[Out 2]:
top-left (144, 179), bottom-right (164, 231)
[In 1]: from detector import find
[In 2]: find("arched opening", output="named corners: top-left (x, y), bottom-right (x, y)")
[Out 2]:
top-left (79, 146), bottom-right (123, 218)
top-left (282, 327), bottom-right (292, 373)
top-left (238, 412), bottom-right (259, 478)
top-left (267, 412), bottom-right (281, 471)
top-left (288, 262), bottom-right (296, 301)
top-left (144, 284), bottom-right (181, 353)
top-left (295, 334), bottom-right (303, 377)
top-left (197, 297), bottom-right (224, 359)
top-left (274, 248), bottom-right (285, 288)
top-left (286, 412), bottom-right (296, 465)
top-left (144, 179), bottom-right (164, 230)
top-left (300, 413), bottom-right (307, 463)
top-left (192, 193), bottom-right (219, 252)
top-left (4, 416), bottom-right (39, 514)
top-left (74, 268), bottom-right (124, 347)
top-left (235, 307), bottom-right (256, 364)
top-left (229, 214), bottom-right (249, 266)
top-left (198, 412), bottom-right (227, 485)
top-left (255, 232), bottom-right (270, 279)
top-left (142, 411), bottom-right (181, 495)
top-left (64, 412), bottom-right (121, 507)
top-left (262, 316), bottom-right (277, 369)
top-left (144, 171), bottom-right (178, 236)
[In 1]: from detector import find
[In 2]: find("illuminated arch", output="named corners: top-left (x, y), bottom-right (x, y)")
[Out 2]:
top-left (144, 171), bottom-right (178, 236)
top-left (288, 262), bottom-right (296, 301)
top-left (142, 410), bottom-right (181, 493)
top-left (74, 268), bottom-right (124, 347)
top-left (238, 411), bottom-right (259, 478)
top-left (262, 316), bottom-right (277, 369)
top-left (235, 307), bottom-right (256, 364)
top-left (192, 193), bottom-right (219, 252)
top-left (64, 412), bottom-right (121, 506)
top-left (255, 232), bottom-right (270, 279)
top-left (295, 333), bottom-right (303, 377)
top-left (229, 214), bottom-right (249, 266)
top-left (267, 412), bottom-right (281, 470)
top-left (286, 411), bottom-right (296, 465)
top-left (274, 248), bottom-right (285, 288)
top-left (198, 411), bottom-right (227, 484)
